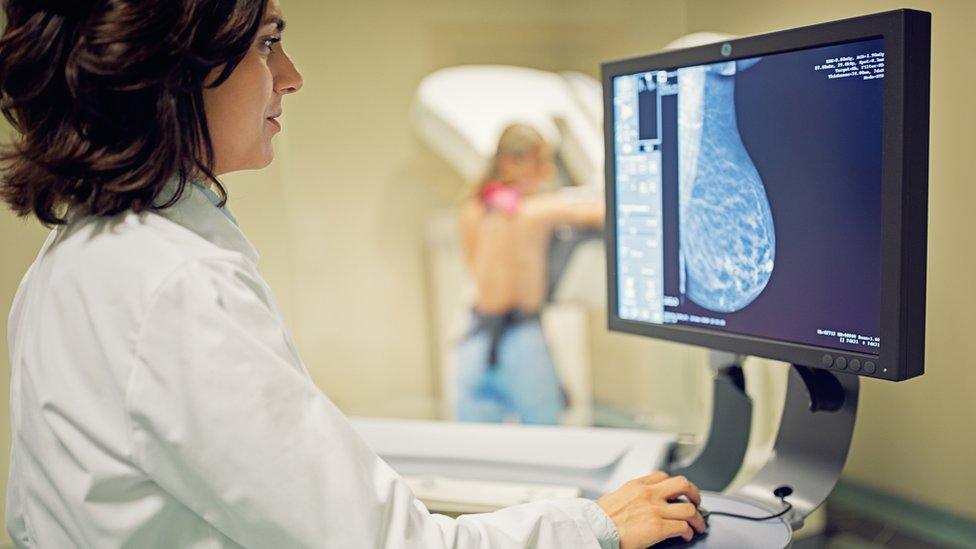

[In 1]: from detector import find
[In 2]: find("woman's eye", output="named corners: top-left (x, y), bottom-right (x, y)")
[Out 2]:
top-left (260, 36), bottom-right (281, 54)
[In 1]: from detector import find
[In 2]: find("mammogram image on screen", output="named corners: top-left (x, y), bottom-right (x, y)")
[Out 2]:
top-left (678, 60), bottom-right (775, 313)
top-left (613, 38), bottom-right (885, 354)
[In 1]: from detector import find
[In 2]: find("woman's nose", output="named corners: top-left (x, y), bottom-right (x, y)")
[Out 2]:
top-left (275, 51), bottom-right (304, 95)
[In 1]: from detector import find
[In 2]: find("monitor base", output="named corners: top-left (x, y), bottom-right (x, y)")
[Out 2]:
top-left (674, 359), bottom-right (859, 529)
top-left (652, 491), bottom-right (792, 548)
top-left (736, 363), bottom-right (858, 528)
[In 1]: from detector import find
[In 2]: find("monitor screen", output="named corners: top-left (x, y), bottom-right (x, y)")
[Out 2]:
top-left (611, 38), bottom-right (885, 356)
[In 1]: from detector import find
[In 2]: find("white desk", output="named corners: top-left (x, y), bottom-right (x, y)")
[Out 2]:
top-left (351, 417), bottom-right (677, 512)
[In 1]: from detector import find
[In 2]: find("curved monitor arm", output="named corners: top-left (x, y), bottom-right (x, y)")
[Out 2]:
top-left (670, 353), bottom-right (859, 529)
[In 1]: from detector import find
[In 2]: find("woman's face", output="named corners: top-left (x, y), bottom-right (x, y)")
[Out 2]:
top-left (203, 0), bottom-right (303, 176)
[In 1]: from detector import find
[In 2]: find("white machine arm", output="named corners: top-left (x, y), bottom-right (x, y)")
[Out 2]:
top-left (412, 65), bottom-right (604, 190)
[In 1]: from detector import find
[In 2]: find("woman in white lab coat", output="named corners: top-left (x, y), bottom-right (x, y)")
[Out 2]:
top-left (0, 0), bottom-right (705, 547)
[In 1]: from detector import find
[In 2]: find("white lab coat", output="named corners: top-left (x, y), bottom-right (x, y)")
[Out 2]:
top-left (5, 182), bottom-right (619, 548)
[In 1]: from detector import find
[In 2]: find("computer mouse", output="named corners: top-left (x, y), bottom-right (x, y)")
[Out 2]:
top-left (652, 503), bottom-right (709, 547)
top-left (651, 529), bottom-right (708, 548)
top-left (666, 497), bottom-right (710, 525)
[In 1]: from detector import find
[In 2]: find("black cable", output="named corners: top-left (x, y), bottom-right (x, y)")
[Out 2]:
top-left (706, 499), bottom-right (792, 522)
top-left (704, 485), bottom-right (794, 522)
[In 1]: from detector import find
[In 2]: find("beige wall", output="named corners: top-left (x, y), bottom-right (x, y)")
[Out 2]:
top-left (685, 0), bottom-right (976, 520)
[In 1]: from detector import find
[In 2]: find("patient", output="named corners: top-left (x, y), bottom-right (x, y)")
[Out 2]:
top-left (456, 123), bottom-right (604, 424)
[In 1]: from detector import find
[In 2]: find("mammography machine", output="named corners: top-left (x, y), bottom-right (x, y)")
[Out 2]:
top-left (415, 65), bottom-right (609, 426)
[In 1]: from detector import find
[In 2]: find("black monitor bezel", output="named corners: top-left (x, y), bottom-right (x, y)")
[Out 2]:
top-left (601, 9), bottom-right (930, 381)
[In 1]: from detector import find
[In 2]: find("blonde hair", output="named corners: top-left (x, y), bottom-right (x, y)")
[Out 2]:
top-left (479, 123), bottom-right (547, 192)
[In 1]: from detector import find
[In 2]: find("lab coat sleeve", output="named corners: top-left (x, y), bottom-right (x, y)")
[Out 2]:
top-left (126, 258), bottom-right (620, 549)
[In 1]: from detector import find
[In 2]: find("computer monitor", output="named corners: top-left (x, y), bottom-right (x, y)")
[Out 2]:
top-left (602, 10), bottom-right (930, 381)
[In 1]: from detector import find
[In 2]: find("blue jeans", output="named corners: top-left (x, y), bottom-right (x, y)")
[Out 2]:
top-left (455, 313), bottom-right (564, 424)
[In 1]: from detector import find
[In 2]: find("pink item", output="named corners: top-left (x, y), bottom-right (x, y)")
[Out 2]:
top-left (480, 182), bottom-right (521, 214)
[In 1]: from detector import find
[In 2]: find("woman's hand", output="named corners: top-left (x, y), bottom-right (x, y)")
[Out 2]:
top-left (596, 472), bottom-right (707, 549)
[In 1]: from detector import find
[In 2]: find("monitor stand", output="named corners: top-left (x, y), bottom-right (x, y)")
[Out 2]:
top-left (736, 361), bottom-right (858, 527)
top-left (665, 353), bottom-right (859, 546)
top-left (668, 352), bottom-right (753, 492)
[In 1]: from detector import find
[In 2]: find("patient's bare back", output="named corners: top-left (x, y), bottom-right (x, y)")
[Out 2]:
top-left (460, 193), bottom-right (603, 314)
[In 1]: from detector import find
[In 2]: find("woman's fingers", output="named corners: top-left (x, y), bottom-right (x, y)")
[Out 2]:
top-left (660, 519), bottom-right (696, 542)
top-left (652, 475), bottom-right (702, 506)
top-left (660, 502), bottom-right (707, 534)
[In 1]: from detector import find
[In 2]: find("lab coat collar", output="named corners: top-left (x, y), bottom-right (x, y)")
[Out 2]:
top-left (153, 178), bottom-right (260, 264)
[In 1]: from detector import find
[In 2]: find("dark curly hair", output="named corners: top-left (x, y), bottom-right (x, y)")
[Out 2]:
top-left (0, 0), bottom-right (270, 225)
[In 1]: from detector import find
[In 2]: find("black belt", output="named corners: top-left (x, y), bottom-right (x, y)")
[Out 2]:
top-left (468, 310), bottom-right (540, 368)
